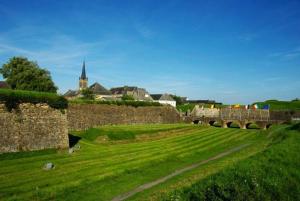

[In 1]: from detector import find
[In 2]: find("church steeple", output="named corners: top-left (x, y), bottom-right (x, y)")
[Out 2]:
top-left (79, 61), bottom-right (88, 90)
top-left (80, 60), bottom-right (87, 80)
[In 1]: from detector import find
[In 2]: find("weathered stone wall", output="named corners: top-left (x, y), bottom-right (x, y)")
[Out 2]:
top-left (0, 103), bottom-right (69, 153)
top-left (220, 108), bottom-right (270, 121)
top-left (67, 104), bottom-right (181, 130)
top-left (191, 106), bottom-right (220, 118)
top-left (270, 110), bottom-right (300, 121)
top-left (191, 106), bottom-right (270, 121)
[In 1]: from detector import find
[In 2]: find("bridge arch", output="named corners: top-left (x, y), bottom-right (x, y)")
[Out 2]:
top-left (226, 121), bottom-right (241, 128)
top-left (193, 120), bottom-right (200, 124)
top-left (246, 122), bottom-right (259, 129)
top-left (209, 120), bottom-right (216, 126)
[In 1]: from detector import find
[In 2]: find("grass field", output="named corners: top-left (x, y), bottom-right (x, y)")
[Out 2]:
top-left (0, 124), bottom-right (271, 201)
top-left (161, 123), bottom-right (300, 201)
top-left (254, 99), bottom-right (300, 110)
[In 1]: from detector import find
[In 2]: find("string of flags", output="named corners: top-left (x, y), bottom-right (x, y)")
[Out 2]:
top-left (199, 104), bottom-right (270, 110)
top-left (228, 104), bottom-right (270, 110)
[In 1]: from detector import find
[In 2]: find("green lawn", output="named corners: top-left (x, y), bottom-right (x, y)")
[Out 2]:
top-left (0, 124), bottom-right (269, 201)
top-left (160, 124), bottom-right (300, 201)
top-left (254, 99), bottom-right (300, 110)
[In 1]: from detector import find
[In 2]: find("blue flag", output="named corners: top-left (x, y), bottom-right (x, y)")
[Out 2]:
top-left (262, 104), bottom-right (270, 110)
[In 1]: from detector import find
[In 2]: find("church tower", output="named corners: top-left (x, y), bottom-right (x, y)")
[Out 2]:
top-left (79, 61), bottom-right (88, 90)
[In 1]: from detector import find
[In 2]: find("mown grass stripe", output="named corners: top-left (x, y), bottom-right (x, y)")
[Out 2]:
top-left (0, 129), bottom-right (251, 191)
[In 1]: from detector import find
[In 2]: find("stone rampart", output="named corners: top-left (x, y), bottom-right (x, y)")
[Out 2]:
top-left (191, 106), bottom-right (219, 118)
top-left (67, 104), bottom-right (181, 130)
top-left (0, 103), bottom-right (69, 153)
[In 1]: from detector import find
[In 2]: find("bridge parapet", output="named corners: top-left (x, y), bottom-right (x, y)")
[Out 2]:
top-left (220, 108), bottom-right (269, 121)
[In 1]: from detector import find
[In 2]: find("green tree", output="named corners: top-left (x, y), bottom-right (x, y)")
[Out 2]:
top-left (0, 57), bottom-right (57, 93)
top-left (171, 95), bottom-right (184, 105)
top-left (121, 94), bottom-right (135, 101)
top-left (81, 88), bottom-right (95, 100)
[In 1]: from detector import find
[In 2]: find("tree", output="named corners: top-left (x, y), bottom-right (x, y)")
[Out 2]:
top-left (0, 57), bottom-right (57, 93)
top-left (121, 94), bottom-right (135, 101)
top-left (81, 88), bottom-right (95, 100)
top-left (171, 95), bottom-right (184, 105)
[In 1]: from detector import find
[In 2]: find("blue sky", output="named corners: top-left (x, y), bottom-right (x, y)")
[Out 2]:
top-left (0, 0), bottom-right (299, 104)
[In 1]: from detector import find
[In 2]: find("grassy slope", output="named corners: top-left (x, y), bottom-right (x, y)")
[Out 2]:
top-left (74, 124), bottom-right (191, 141)
top-left (254, 99), bottom-right (300, 110)
top-left (161, 124), bottom-right (300, 201)
top-left (0, 124), bottom-right (266, 201)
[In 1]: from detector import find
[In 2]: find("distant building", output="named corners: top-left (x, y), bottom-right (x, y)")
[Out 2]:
top-left (64, 61), bottom-right (112, 100)
top-left (64, 89), bottom-right (79, 99)
top-left (187, 100), bottom-right (222, 105)
top-left (0, 81), bottom-right (10, 89)
top-left (89, 82), bottom-right (114, 100)
top-left (110, 86), bottom-right (153, 101)
top-left (79, 61), bottom-right (88, 91)
top-left (151, 94), bottom-right (176, 107)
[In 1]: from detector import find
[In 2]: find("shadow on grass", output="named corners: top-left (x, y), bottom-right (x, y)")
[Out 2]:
top-left (68, 134), bottom-right (82, 148)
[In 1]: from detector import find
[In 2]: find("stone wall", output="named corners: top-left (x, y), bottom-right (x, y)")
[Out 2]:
top-left (191, 106), bottom-right (220, 118)
top-left (0, 103), bottom-right (69, 153)
top-left (270, 110), bottom-right (300, 121)
top-left (67, 104), bottom-right (181, 130)
top-left (220, 108), bottom-right (270, 121)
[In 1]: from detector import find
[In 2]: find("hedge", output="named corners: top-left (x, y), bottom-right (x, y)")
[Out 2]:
top-left (0, 89), bottom-right (68, 110)
top-left (69, 99), bottom-right (162, 107)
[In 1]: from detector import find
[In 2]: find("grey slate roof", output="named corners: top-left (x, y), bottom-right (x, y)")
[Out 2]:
top-left (80, 61), bottom-right (87, 80)
top-left (64, 90), bottom-right (79, 97)
top-left (89, 82), bottom-right (111, 95)
top-left (150, 94), bottom-right (175, 101)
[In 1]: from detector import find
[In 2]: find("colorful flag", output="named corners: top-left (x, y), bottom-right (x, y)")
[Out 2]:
top-left (211, 104), bottom-right (214, 109)
top-left (262, 104), bottom-right (270, 110)
top-left (253, 104), bottom-right (258, 110)
top-left (234, 104), bottom-right (240, 108)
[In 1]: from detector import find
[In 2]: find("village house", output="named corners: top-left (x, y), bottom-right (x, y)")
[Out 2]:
top-left (110, 86), bottom-right (153, 101)
top-left (150, 94), bottom-right (176, 107)
top-left (64, 61), bottom-right (179, 105)
top-left (64, 61), bottom-right (114, 100)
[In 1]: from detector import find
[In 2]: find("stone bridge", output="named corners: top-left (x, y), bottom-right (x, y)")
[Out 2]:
top-left (183, 105), bottom-right (287, 129)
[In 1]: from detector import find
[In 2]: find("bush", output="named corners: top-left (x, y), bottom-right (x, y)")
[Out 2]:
top-left (69, 99), bottom-right (161, 107)
top-left (0, 89), bottom-right (68, 111)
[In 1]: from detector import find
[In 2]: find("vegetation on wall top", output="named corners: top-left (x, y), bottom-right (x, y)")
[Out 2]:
top-left (0, 89), bottom-right (68, 111)
top-left (69, 99), bottom-right (162, 107)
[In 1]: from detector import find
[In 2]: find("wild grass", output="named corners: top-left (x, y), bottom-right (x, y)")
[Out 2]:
top-left (161, 123), bottom-right (300, 201)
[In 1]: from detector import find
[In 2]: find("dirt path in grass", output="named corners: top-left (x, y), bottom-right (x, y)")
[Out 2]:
top-left (111, 143), bottom-right (251, 201)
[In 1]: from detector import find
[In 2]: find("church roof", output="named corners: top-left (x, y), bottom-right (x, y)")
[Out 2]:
top-left (80, 61), bottom-right (87, 80)
top-left (89, 82), bottom-right (111, 95)
top-left (64, 89), bottom-right (79, 97)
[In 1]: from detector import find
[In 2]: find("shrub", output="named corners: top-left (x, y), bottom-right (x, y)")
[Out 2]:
top-left (69, 99), bottom-right (161, 107)
top-left (0, 89), bottom-right (68, 111)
